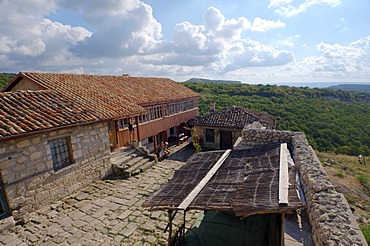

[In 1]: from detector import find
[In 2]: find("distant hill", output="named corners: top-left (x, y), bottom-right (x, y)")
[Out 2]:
top-left (0, 73), bottom-right (16, 90)
top-left (328, 84), bottom-right (370, 92)
top-left (185, 78), bottom-right (242, 84)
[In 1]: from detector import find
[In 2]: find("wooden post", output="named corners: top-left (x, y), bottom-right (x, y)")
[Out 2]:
top-left (168, 210), bottom-right (172, 246)
top-left (281, 213), bottom-right (285, 246)
top-left (153, 135), bottom-right (157, 156)
top-left (135, 115), bottom-right (140, 142)
top-left (114, 120), bottom-right (119, 147)
top-left (279, 143), bottom-right (289, 205)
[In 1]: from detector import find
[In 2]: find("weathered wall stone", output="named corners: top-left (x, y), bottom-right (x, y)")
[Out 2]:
top-left (242, 127), bottom-right (293, 145)
top-left (0, 122), bottom-right (112, 220)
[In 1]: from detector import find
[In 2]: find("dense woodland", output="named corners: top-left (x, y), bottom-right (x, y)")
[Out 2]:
top-left (183, 82), bottom-right (370, 156)
top-left (0, 73), bottom-right (15, 89)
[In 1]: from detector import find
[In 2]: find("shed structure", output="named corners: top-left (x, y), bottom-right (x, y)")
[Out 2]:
top-left (192, 106), bottom-right (275, 150)
top-left (143, 142), bottom-right (306, 245)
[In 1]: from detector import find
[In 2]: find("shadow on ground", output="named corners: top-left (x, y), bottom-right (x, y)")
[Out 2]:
top-left (168, 145), bottom-right (196, 162)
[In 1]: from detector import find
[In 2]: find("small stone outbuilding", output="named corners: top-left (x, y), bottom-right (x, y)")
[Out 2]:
top-left (192, 106), bottom-right (275, 150)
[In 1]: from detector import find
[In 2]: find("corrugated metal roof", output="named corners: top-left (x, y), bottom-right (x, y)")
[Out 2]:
top-left (143, 143), bottom-right (305, 217)
top-left (192, 106), bottom-right (275, 129)
top-left (0, 90), bottom-right (99, 139)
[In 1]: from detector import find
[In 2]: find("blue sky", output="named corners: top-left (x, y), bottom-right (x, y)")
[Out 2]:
top-left (1, 0), bottom-right (370, 84)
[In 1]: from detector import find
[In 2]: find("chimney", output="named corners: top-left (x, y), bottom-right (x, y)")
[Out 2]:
top-left (209, 101), bottom-right (216, 113)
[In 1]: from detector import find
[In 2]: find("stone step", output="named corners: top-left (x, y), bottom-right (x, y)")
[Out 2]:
top-left (125, 156), bottom-right (144, 168)
top-left (139, 160), bottom-right (155, 173)
top-left (110, 147), bottom-right (136, 158)
top-left (111, 154), bottom-right (133, 166)
top-left (123, 158), bottom-right (150, 178)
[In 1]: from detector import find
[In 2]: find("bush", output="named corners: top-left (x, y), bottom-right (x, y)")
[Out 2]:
top-left (357, 174), bottom-right (370, 192)
top-left (361, 224), bottom-right (370, 245)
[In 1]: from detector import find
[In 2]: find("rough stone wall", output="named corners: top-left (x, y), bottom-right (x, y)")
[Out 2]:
top-left (242, 128), bottom-right (366, 245)
top-left (291, 133), bottom-right (366, 245)
top-left (0, 122), bottom-right (112, 220)
top-left (242, 127), bottom-right (293, 145)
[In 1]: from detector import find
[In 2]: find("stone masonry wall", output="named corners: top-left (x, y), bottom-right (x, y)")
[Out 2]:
top-left (242, 128), bottom-right (366, 245)
top-left (291, 133), bottom-right (366, 245)
top-left (0, 122), bottom-right (112, 220)
top-left (242, 127), bottom-right (293, 145)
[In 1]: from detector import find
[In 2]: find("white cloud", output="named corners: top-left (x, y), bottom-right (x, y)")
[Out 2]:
top-left (270, 0), bottom-right (341, 17)
top-left (284, 35), bottom-right (370, 81)
top-left (0, 0), bottom-right (91, 71)
top-left (225, 39), bottom-right (294, 71)
top-left (268, 0), bottom-right (293, 8)
top-left (0, 1), bottom-right (294, 81)
top-left (142, 7), bottom-right (290, 69)
top-left (69, 0), bottom-right (163, 58)
top-left (250, 18), bottom-right (285, 32)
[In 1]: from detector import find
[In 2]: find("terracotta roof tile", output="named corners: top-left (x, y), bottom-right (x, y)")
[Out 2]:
top-left (0, 90), bottom-right (99, 139)
top-left (192, 106), bottom-right (275, 129)
top-left (18, 72), bottom-right (200, 118)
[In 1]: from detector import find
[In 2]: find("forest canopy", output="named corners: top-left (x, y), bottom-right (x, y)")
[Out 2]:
top-left (183, 82), bottom-right (370, 156)
top-left (0, 73), bottom-right (15, 89)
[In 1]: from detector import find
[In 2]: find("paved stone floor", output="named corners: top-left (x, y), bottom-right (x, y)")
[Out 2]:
top-left (0, 157), bottom-right (198, 245)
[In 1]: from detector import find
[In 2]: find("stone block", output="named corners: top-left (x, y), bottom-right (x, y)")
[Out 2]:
top-left (35, 190), bottom-right (50, 204)
top-left (30, 151), bottom-right (43, 161)
top-left (31, 137), bottom-right (41, 144)
top-left (16, 139), bottom-right (31, 149)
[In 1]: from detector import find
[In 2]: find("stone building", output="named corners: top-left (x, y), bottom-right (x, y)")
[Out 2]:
top-left (0, 72), bottom-right (200, 220)
top-left (3, 72), bottom-right (200, 152)
top-left (192, 106), bottom-right (275, 150)
top-left (0, 90), bottom-right (111, 220)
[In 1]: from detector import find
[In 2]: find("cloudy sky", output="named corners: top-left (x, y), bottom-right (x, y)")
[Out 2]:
top-left (1, 0), bottom-right (370, 83)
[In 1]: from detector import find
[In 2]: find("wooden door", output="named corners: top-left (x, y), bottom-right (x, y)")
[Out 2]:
top-left (220, 131), bottom-right (233, 150)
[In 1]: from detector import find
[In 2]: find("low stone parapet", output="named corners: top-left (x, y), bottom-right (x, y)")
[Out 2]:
top-left (242, 127), bottom-right (293, 145)
top-left (291, 133), bottom-right (366, 245)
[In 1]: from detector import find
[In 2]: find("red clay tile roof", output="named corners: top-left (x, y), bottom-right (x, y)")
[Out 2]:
top-left (192, 106), bottom-right (275, 129)
top-left (0, 90), bottom-right (99, 139)
top-left (11, 72), bottom-right (200, 119)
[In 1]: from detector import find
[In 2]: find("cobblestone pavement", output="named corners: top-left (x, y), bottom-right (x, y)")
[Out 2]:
top-left (0, 159), bottom-right (198, 245)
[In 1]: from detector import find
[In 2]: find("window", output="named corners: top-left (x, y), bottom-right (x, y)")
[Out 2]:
top-left (148, 107), bottom-right (153, 121)
top-left (50, 137), bottom-right (73, 171)
top-left (123, 118), bottom-right (128, 128)
top-left (153, 106), bottom-right (163, 119)
top-left (205, 129), bottom-right (215, 143)
top-left (118, 119), bottom-right (124, 129)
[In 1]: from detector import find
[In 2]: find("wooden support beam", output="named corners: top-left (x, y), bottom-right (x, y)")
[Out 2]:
top-left (178, 149), bottom-right (231, 210)
top-left (279, 143), bottom-right (289, 205)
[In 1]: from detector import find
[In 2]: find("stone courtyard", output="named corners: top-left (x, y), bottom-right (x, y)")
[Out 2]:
top-left (0, 150), bottom-right (198, 246)
top-left (0, 144), bottom-right (317, 246)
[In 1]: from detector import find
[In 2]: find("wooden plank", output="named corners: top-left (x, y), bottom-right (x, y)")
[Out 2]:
top-left (279, 143), bottom-right (289, 205)
top-left (178, 149), bottom-right (232, 210)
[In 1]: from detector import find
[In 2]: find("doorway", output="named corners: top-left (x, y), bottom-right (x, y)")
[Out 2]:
top-left (220, 131), bottom-right (233, 150)
top-left (0, 175), bottom-right (10, 219)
